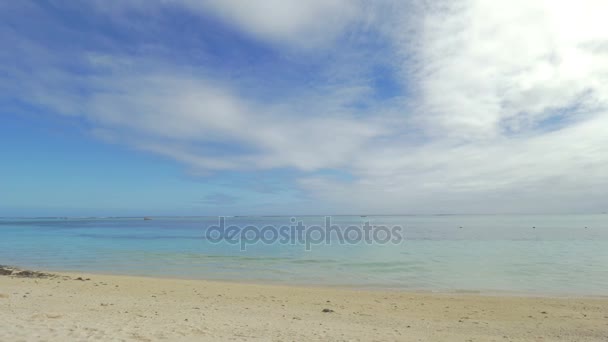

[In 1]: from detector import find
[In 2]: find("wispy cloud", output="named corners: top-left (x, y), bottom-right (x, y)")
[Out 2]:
top-left (1, 0), bottom-right (607, 213)
top-left (302, 0), bottom-right (608, 213)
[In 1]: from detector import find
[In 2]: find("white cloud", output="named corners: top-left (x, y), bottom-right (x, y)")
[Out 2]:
top-left (302, 111), bottom-right (608, 213)
top-left (299, 0), bottom-right (608, 213)
top-left (86, 0), bottom-right (363, 49)
top-left (3, 0), bottom-right (608, 213)
top-left (13, 59), bottom-right (390, 172)
top-left (404, 0), bottom-right (608, 139)
top-left (187, 0), bottom-right (361, 48)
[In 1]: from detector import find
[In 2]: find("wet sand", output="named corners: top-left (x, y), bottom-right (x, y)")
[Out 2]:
top-left (1, 267), bottom-right (607, 341)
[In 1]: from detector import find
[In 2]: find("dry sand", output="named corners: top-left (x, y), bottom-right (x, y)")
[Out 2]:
top-left (1, 267), bottom-right (607, 341)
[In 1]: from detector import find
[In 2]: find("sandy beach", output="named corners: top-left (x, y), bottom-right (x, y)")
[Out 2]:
top-left (0, 267), bottom-right (606, 341)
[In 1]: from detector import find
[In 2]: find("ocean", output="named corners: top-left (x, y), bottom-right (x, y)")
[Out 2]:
top-left (1, 215), bottom-right (607, 296)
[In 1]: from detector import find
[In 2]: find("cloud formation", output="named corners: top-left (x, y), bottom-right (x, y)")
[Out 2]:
top-left (409, 0), bottom-right (608, 139)
top-left (2, 0), bottom-right (607, 213)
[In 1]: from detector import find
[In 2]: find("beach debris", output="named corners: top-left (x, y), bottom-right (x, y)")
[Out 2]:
top-left (322, 308), bottom-right (335, 313)
top-left (0, 266), bottom-right (13, 276)
top-left (0, 266), bottom-right (54, 279)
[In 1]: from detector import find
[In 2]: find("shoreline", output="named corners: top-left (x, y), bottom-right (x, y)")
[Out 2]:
top-left (2, 266), bottom-right (608, 341)
top-left (3, 264), bottom-right (606, 299)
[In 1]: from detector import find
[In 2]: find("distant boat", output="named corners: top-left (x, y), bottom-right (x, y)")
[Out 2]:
top-left (143, 217), bottom-right (153, 221)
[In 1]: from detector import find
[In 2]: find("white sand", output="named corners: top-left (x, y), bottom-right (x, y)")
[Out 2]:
top-left (1, 270), bottom-right (607, 341)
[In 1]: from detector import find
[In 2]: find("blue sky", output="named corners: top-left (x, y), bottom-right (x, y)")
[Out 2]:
top-left (1, 1), bottom-right (607, 216)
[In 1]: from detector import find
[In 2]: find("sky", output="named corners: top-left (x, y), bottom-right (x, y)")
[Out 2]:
top-left (1, 0), bottom-right (607, 216)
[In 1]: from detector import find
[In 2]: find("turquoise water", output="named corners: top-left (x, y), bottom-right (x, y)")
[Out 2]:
top-left (1, 215), bottom-right (607, 296)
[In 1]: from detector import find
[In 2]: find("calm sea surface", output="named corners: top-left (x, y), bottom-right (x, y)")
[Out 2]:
top-left (1, 215), bottom-right (607, 296)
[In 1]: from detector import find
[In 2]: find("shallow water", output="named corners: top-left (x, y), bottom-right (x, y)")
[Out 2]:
top-left (1, 215), bottom-right (607, 296)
